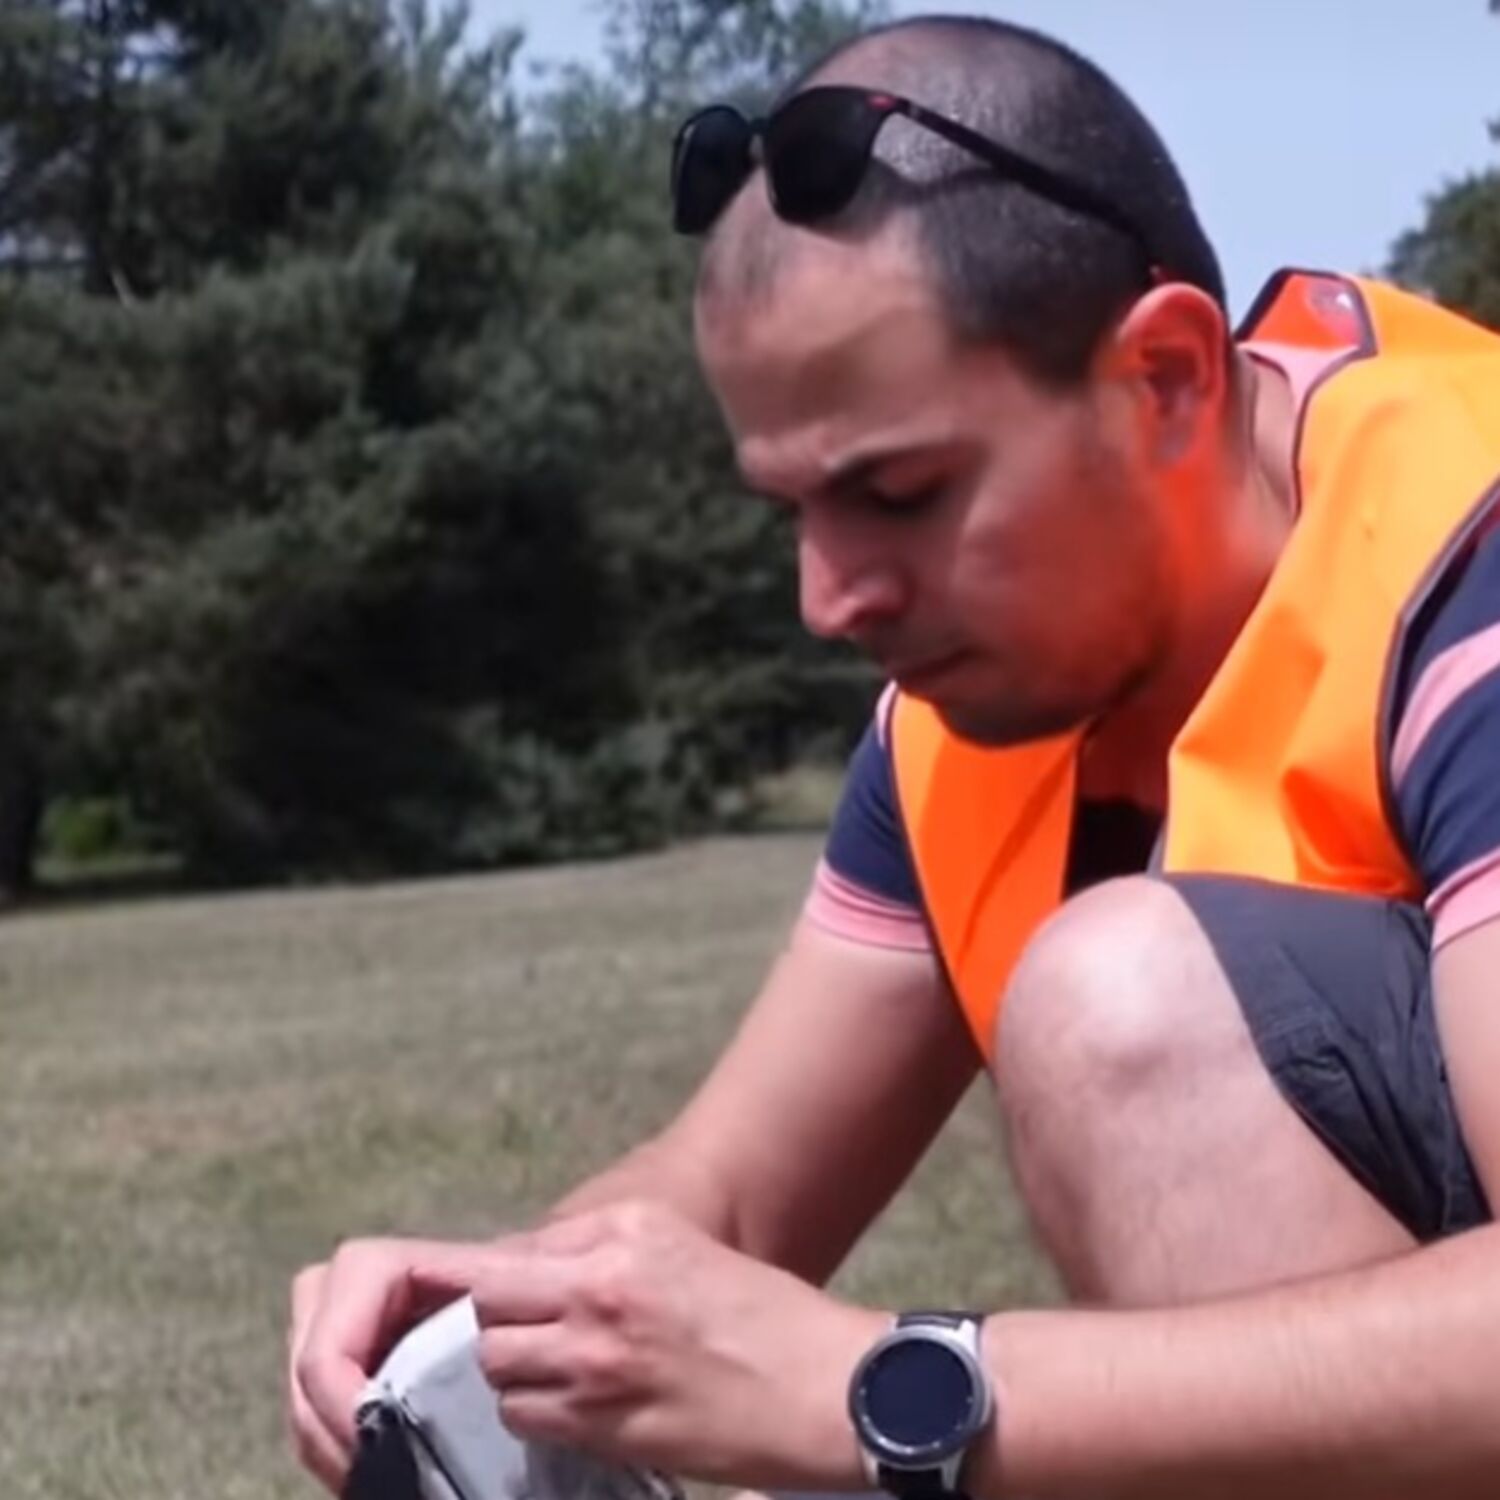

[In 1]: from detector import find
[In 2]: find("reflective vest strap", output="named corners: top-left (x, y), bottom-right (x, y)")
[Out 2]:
top-left (890, 694), bottom-right (1079, 1059)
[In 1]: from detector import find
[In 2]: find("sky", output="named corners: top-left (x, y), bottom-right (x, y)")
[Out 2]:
top-left (467, 0), bottom-right (1500, 316)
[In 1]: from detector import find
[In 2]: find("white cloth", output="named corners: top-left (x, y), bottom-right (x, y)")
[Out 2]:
top-left (357, 1297), bottom-right (683, 1500)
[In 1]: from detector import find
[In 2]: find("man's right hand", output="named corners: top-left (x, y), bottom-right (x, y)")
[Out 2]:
top-left (287, 1236), bottom-right (497, 1493)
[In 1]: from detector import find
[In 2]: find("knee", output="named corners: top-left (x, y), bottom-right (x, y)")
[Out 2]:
top-left (994, 877), bottom-right (1213, 1124)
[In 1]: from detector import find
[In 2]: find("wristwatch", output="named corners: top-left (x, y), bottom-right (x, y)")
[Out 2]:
top-left (847, 1312), bottom-right (994, 1500)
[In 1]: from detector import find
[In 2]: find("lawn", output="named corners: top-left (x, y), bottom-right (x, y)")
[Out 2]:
top-left (0, 833), bottom-right (1055, 1499)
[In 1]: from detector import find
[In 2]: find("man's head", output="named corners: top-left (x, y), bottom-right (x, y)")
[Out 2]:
top-left (689, 14), bottom-right (1242, 745)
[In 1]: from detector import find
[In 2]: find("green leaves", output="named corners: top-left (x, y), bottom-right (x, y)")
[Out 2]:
top-left (1, 0), bottom-right (877, 891)
top-left (1390, 169), bottom-right (1500, 331)
top-left (1388, 3), bottom-right (1499, 331)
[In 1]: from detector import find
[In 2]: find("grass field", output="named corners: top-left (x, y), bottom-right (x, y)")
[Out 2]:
top-left (0, 832), bottom-right (1055, 1500)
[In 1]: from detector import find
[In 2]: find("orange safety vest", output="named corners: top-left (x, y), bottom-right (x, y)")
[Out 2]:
top-left (890, 271), bottom-right (1500, 1059)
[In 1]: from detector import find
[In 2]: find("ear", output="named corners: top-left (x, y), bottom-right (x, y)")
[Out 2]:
top-left (1092, 283), bottom-right (1233, 468)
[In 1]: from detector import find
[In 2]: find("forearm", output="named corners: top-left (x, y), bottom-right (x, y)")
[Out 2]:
top-left (537, 1122), bottom-right (871, 1281)
top-left (975, 1224), bottom-right (1500, 1499)
top-left (539, 931), bottom-right (970, 1282)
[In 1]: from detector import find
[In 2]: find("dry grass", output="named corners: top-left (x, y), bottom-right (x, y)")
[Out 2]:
top-left (0, 833), bottom-right (1055, 1499)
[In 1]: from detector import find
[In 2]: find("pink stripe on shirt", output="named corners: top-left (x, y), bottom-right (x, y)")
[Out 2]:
top-left (1430, 848), bottom-right (1500, 949)
top-left (1390, 619), bottom-right (1500, 788)
top-left (874, 680), bottom-right (898, 748)
top-left (801, 857), bottom-right (931, 952)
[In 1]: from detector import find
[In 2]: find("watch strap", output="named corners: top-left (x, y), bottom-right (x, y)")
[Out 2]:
top-left (875, 1463), bottom-right (967, 1500)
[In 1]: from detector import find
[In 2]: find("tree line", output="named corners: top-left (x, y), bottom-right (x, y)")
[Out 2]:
top-left (0, 0), bottom-right (1494, 900)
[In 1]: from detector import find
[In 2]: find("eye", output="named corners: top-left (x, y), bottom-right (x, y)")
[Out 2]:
top-left (866, 481), bottom-right (944, 515)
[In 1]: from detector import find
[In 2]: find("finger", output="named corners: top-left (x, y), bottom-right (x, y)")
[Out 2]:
top-left (403, 1244), bottom-right (535, 1312)
top-left (300, 1238), bottom-right (498, 1453)
top-left (289, 1393), bottom-right (352, 1496)
top-left (498, 1384), bottom-right (643, 1465)
top-left (476, 1323), bottom-right (575, 1391)
top-left (287, 1262), bottom-right (325, 1387)
top-left (287, 1265), bottom-right (352, 1493)
top-left (468, 1248), bottom-right (593, 1327)
top-left (497, 1384), bottom-right (599, 1450)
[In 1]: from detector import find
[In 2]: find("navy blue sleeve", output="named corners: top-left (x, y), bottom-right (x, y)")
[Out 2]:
top-left (823, 720), bottom-right (923, 908)
top-left (1392, 521), bottom-right (1500, 922)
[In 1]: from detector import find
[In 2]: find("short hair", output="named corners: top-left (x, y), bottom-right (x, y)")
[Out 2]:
top-left (700, 13), bottom-right (1226, 385)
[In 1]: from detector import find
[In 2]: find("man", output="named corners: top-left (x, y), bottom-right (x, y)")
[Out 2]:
top-left (289, 15), bottom-right (1500, 1497)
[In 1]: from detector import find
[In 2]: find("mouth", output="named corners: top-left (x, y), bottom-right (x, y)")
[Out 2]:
top-left (883, 649), bottom-right (970, 695)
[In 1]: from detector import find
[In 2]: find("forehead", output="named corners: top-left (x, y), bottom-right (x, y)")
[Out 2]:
top-left (695, 227), bottom-right (969, 483)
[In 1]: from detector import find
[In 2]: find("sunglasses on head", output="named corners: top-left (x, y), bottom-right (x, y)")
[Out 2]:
top-left (671, 84), bottom-right (1160, 272)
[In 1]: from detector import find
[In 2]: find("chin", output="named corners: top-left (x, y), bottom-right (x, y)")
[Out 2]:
top-left (933, 694), bottom-right (1093, 748)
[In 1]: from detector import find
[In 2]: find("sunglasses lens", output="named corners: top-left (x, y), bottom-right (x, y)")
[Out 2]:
top-left (764, 89), bottom-right (885, 224)
top-left (672, 106), bottom-right (755, 234)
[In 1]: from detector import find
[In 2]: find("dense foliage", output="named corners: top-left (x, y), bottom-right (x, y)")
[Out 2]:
top-left (3, 0), bottom-right (1493, 898)
top-left (0, 0), bottom-right (884, 893)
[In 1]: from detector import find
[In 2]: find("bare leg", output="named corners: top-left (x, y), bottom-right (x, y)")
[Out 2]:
top-left (993, 877), bottom-right (1414, 1307)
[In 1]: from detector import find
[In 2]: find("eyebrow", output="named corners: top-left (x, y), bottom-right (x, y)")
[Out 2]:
top-left (741, 440), bottom-right (953, 507)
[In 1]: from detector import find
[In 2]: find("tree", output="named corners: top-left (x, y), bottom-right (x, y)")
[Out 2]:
top-left (1388, 1), bottom-right (1500, 329)
top-left (524, 0), bottom-right (890, 783)
top-left (1, 1), bottom-right (591, 886)
top-left (0, 0), bottom-right (885, 897)
top-left (1389, 170), bottom-right (1500, 330)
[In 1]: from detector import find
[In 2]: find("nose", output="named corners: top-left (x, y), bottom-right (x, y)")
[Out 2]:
top-left (798, 528), bottom-right (910, 642)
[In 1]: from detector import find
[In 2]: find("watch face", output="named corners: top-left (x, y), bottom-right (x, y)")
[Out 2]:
top-left (853, 1335), bottom-right (982, 1460)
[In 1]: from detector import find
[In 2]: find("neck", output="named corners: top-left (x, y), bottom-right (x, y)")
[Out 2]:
top-left (1079, 351), bottom-right (1297, 809)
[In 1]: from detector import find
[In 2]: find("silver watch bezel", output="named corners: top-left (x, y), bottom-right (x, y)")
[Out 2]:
top-left (847, 1316), bottom-right (994, 1488)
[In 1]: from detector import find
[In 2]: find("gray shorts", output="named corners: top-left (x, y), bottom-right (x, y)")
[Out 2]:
top-left (1165, 874), bottom-right (1490, 1241)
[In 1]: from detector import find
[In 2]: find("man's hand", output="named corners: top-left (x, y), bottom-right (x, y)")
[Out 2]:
top-left (287, 1235), bottom-right (503, 1492)
top-left (286, 917), bottom-right (964, 1494)
top-left (459, 1202), bottom-right (884, 1489)
top-left (287, 1205), bottom-right (884, 1495)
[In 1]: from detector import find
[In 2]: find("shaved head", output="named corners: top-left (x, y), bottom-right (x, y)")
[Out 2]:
top-left (697, 13), bottom-right (1223, 385)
